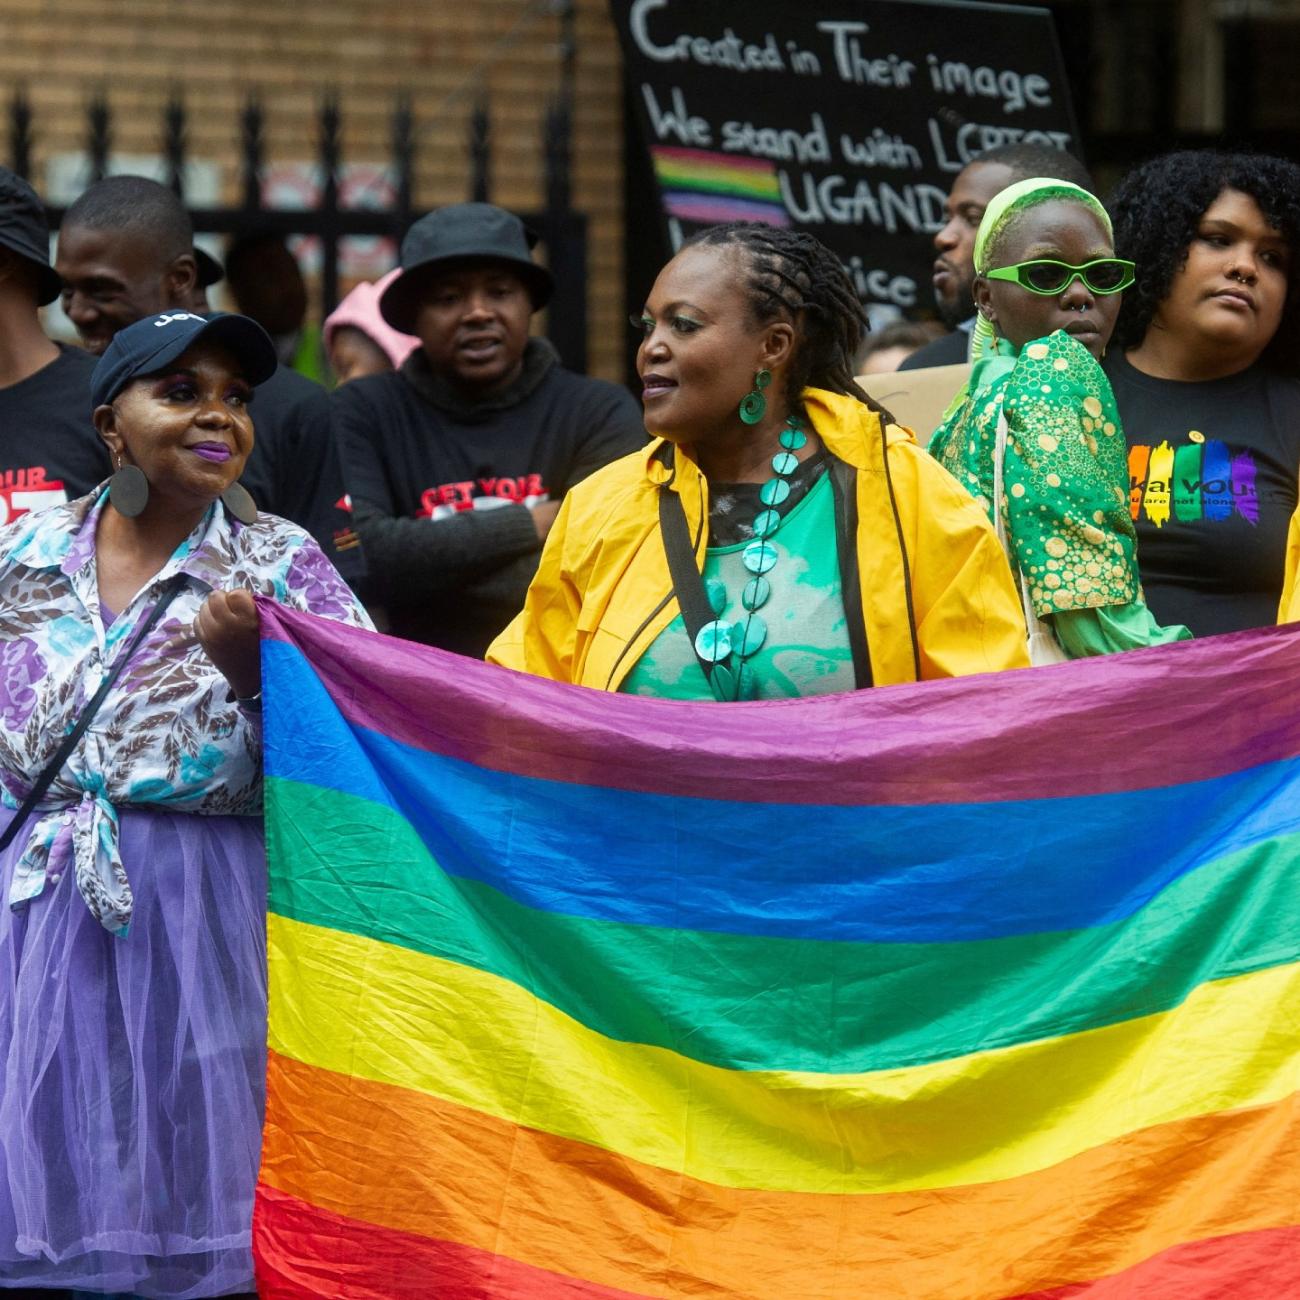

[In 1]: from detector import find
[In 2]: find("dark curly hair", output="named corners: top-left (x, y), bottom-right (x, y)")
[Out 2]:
top-left (1109, 151), bottom-right (1300, 371)
top-left (682, 223), bottom-right (882, 411)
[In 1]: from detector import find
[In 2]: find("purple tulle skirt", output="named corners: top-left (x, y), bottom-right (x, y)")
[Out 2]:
top-left (0, 808), bottom-right (266, 1298)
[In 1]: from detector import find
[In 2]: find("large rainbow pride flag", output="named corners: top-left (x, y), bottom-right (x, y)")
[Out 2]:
top-left (254, 603), bottom-right (1300, 1298)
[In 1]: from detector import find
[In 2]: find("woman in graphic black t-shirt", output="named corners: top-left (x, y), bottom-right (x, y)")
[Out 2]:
top-left (1105, 151), bottom-right (1300, 637)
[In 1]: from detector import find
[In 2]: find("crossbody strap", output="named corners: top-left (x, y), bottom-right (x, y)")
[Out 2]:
top-left (0, 572), bottom-right (188, 853)
top-left (828, 457), bottom-right (873, 690)
top-left (657, 483), bottom-right (717, 685)
top-left (992, 403), bottom-right (1051, 638)
top-left (660, 460), bottom-right (872, 695)
top-left (992, 400), bottom-right (1010, 554)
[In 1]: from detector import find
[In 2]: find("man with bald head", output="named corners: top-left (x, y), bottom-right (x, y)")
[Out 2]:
top-left (56, 177), bottom-right (199, 356)
top-left (56, 175), bottom-right (360, 582)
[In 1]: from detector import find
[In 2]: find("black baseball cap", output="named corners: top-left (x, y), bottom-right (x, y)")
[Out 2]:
top-left (91, 310), bottom-right (278, 408)
top-left (0, 167), bottom-right (61, 306)
top-left (379, 202), bottom-right (554, 333)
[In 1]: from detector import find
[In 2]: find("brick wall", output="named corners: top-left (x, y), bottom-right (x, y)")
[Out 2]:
top-left (0, 0), bottom-right (630, 381)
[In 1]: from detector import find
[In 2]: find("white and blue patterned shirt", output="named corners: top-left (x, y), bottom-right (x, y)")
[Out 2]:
top-left (0, 488), bottom-right (372, 934)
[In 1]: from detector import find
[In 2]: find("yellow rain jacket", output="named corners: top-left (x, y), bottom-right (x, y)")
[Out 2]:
top-left (1278, 507), bottom-right (1300, 623)
top-left (488, 388), bottom-right (1029, 689)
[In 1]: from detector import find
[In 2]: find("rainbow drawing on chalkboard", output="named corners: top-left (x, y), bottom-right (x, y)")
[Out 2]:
top-left (652, 146), bottom-right (791, 227)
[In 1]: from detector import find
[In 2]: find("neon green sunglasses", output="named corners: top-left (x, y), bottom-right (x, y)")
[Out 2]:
top-left (985, 257), bottom-right (1136, 296)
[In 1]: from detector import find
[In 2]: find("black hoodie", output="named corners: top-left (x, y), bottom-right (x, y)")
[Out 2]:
top-left (331, 339), bottom-right (645, 655)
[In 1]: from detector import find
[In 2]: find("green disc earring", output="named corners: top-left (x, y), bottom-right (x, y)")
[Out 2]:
top-left (739, 369), bottom-right (771, 425)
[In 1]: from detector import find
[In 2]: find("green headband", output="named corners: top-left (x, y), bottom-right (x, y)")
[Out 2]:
top-left (973, 176), bottom-right (1113, 276)
top-left (943, 176), bottom-right (1115, 424)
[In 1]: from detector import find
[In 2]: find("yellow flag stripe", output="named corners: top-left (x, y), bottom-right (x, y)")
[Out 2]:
top-left (267, 914), bottom-right (1300, 1195)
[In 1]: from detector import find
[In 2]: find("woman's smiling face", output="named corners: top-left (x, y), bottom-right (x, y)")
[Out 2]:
top-left (975, 200), bottom-right (1122, 359)
top-left (97, 339), bottom-right (255, 512)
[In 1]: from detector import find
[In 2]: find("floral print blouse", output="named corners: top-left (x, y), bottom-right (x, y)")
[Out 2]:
top-left (0, 490), bottom-right (372, 935)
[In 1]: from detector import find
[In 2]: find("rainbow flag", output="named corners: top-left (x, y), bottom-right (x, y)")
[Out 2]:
top-left (652, 146), bottom-right (790, 227)
top-left (254, 604), bottom-right (1300, 1298)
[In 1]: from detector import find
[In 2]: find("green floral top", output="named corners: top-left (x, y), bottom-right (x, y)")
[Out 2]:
top-left (929, 330), bottom-right (1189, 656)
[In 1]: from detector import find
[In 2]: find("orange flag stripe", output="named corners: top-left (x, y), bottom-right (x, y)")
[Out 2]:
top-left (260, 1052), bottom-right (1300, 1300)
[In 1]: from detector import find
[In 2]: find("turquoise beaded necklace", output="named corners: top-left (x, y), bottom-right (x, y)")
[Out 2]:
top-left (693, 414), bottom-right (809, 702)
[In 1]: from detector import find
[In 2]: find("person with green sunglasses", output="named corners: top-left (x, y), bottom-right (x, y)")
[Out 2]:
top-left (929, 177), bottom-right (1189, 662)
top-left (985, 256), bottom-right (1136, 296)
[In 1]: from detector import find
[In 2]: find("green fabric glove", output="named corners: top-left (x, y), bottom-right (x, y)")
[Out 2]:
top-left (1050, 603), bottom-right (1192, 659)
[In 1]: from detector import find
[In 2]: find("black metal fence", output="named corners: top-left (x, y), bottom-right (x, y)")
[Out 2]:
top-left (6, 56), bottom-right (589, 372)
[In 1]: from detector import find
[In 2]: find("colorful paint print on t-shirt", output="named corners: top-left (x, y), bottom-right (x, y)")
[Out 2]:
top-left (1128, 436), bottom-right (1258, 528)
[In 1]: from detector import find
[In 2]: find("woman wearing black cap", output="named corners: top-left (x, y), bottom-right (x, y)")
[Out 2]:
top-left (0, 311), bottom-right (371, 1298)
top-left (331, 201), bottom-right (645, 654)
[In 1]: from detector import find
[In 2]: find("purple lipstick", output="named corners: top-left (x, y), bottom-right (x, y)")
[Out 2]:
top-left (190, 442), bottom-right (232, 463)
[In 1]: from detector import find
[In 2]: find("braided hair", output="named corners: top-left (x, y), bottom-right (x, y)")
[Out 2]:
top-left (683, 223), bottom-right (884, 413)
top-left (682, 225), bottom-right (918, 673)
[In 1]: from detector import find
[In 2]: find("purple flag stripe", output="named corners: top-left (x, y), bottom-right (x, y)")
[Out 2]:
top-left (258, 602), bottom-right (1300, 807)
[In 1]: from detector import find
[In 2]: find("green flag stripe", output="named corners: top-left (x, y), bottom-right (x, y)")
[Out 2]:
top-left (266, 775), bottom-right (1300, 1073)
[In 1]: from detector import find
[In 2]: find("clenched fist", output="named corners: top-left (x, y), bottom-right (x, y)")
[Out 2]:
top-left (195, 589), bottom-right (261, 701)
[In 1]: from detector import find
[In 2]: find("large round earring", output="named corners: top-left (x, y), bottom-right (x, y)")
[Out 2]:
top-left (108, 460), bottom-right (149, 518)
top-left (220, 481), bottom-right (258, 525)
top-left (739, 368), bottom-right (772, 425)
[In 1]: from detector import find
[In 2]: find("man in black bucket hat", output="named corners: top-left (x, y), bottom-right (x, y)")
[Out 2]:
top-left (0, 165), bottom-right (109, 525)
top-left (333, 201), bottom-right (644, 655)
top-left (378, 202), bottom-right (555, 331)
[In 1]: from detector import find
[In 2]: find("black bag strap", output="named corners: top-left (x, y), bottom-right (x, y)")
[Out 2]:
top-left (660, 455), bottom-right (878, 696)
top-left (828, 458), bottom-right (873, 690)
top-left (0, 572), bottom-right (188, 853)
top-left (657, 482), bottom-right (717, 685)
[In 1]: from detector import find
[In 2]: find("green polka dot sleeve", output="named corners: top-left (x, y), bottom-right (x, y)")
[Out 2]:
top-left (1001, 333), bottom-right (1138, 618)
top-left (929, 330), bottom-right (1140, 622)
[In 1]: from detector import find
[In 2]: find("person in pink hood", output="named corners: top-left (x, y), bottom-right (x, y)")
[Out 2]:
top-left (323, 269), bottom-right (420, 385)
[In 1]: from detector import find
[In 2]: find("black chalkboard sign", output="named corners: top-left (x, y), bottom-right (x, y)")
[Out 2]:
top-left (613, 0), bottom-right (1079, 313)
